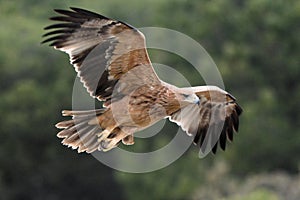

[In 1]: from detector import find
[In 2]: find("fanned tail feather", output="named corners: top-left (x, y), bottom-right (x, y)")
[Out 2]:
top-left (55, 109), bottom-right (132, 153)
top-left (56, 109), bottom-right (105, 153)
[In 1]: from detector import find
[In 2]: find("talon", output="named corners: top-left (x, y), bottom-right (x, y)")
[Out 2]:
top-left (97, 145), bottom-right (103, 151)
top-left (100, 140), bottom-right (108, 149)
top-left (97, 129), bottom-right (110, 140)
top-left (122, 134), bottom-right (134, 145)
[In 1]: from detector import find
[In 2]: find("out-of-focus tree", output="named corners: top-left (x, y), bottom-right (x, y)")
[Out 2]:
top-left (1, 0), bottom-right (299, 199)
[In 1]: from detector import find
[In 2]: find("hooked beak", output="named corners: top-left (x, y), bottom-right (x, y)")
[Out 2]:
top-left (194, 95), bottom-right (200, 105)
top-left (184, 93), bottom-right (200, 105)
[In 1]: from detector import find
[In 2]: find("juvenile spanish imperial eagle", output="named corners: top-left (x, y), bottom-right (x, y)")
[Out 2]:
top-left (43, 7), bottom-right (242, 154)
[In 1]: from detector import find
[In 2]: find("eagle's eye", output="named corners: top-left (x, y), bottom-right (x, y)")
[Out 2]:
top-left (182, 94), bottom-right (189, 98)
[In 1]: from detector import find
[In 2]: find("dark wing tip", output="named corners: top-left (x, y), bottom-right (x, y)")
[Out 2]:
top-left (69, 7), bottom-right (109, 20)
top-left (220, 102), bottom-right (242, 152)
top-left (68, 7), bottom-right (136, 30)
top-left (54, 8), bottom-right (71, 14)
top-left (219, 129), bottom-right (227, 151)
top-left (195, 102), bottom-right (243, 154)
top-left (53, 7), bottom-right (104, 19)
top-left (235, 103), bottom-right (243, 116)
top-left (212, 143), bottom-right (218, 154)
top-left (233, 102), bottom-right (242, 132)
top-left (231, 111), bottom-right (239, 132)
top-left (42, 7), bottom-right (113, 46)
top-left (43, 22), bottom-right (80, 31)
top-left (41, 35), bottom-right (69, 44)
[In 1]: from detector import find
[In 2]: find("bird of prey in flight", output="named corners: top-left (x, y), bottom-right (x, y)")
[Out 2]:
top-left (42, 7), bottom-right (242, 154)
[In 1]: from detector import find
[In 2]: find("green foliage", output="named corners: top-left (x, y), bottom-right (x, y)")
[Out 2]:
top-left (0, 0), bottom-right (299, 199)
top-left (116, 152), bottom-right (211, 200)
top-left (228, 189), bottom-right (279, 200)
top-left (191, 162), bottom-right (299, 199)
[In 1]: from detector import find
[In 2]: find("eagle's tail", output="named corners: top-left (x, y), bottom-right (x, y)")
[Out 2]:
top-left (55, 109), bottom-right (130, 153)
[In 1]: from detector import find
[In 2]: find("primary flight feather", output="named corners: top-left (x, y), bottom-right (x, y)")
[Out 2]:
top-left (42, 7), bottom-right (242, 154)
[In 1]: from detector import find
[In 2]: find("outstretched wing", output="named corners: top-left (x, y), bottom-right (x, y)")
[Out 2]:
top-left (169, 86), bottom-right (242, 154)
top-left (42, 7), bottom-right (160, 104)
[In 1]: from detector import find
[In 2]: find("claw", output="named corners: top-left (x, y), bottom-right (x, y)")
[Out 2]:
top-left (97, 129), bottom-right (110, 141)
top-left (122, 134), bottom-right (135, 145)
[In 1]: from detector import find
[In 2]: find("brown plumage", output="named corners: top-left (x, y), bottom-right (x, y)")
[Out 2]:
top-left (43, 7), bottom-right (242, 153)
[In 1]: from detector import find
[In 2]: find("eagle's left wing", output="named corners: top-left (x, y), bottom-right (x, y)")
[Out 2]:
top-left (42, 7), bottom-right (161, 105)
top-left (169, 86), bottom-right (242, 154)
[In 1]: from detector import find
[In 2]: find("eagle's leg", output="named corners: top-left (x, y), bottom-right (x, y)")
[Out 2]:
top-left (99, 128), bottom-right (130, 151)
top-left (93, 109), bottom-right (118, 141)
top-left (97, 129), bottom-right (113, 141)
top-left (122, 134), bottom-right (135, 145)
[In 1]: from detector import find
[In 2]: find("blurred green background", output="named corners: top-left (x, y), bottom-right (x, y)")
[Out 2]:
top-left (1, 0), bottom-right (299, 199)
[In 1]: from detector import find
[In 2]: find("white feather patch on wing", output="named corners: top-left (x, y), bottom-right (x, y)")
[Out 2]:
top-left (169, 104), bottom-right (201, 136)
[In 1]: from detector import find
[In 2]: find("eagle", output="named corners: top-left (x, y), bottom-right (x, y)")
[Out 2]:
top-left (42, 7), bottom-right (242, 154)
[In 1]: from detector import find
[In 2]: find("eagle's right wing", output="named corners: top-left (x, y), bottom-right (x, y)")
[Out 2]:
top-left (42, 7), bottom-right (160, 104)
